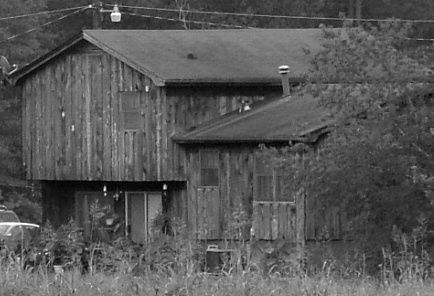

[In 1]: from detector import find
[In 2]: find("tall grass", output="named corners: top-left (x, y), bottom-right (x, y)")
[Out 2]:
top-left (2, 215), bottom-right (433, 295)
top-left (1, 262), bottom-right (434, 296)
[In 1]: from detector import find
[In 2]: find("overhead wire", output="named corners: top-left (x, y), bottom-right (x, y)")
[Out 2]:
top-left (122, 11), bottom-right (251, 29)
top-left (0, 5), bottom-right (90, 22)
top-left (0, 7), bottom-right (90, 44)
top-left (115, 4), bottom-right (434, 24)
top-left (119, 5), bottom-right (434, 40)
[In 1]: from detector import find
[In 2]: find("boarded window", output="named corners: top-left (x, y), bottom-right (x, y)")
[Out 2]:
top-left (253, 155), bottom-right (297, 240)
top-left (200, 150), bottom-right (219, 186)
top-left (120, 92), bottom-right (141, 130)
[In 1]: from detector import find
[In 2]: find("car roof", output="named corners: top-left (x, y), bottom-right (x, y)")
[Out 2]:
top-left (0, 222), bottom-right (39, 228)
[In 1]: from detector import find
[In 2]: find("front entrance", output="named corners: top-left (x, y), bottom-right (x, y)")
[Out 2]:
top-left (125, 192), bottom-right (162, 244)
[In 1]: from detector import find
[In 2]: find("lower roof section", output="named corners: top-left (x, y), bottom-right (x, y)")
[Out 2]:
top-left (173, 93), bottom-right (333, 144)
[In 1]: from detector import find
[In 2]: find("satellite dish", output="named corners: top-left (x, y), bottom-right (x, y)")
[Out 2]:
top-left (0, 56), bottom-right (18, 85)
top-left (0, 56), bottom-right (11, 75)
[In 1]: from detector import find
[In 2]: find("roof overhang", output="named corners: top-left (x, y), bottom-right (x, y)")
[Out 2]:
top-left (10, 32), bottom-right (84, 85)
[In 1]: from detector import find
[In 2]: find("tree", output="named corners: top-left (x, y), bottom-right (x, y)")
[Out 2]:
top-left (268, 24), bottom-right (433, 261)
top-left (0, 0), bottom-right (49, 64)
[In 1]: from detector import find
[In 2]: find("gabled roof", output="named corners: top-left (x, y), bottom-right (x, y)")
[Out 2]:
top-left (173, 93), bottom-right (334, 144)
top-left (12, 29), bottom-right (325, 86)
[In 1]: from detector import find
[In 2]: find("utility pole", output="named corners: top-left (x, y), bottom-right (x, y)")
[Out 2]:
top-left (355, 0), bottom-right (362, 26)
top-left (91, 1), bottom-right (103, 29)
top-left (348, 0), bottom-right (355, 19)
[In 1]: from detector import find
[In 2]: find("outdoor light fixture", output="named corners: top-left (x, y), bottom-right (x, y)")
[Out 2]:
top-left (98, 3), bottom-right (122, 23)
top-left (109, 4), bottom-right (121, 23)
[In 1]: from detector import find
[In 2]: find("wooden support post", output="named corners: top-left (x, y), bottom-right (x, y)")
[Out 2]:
top-left (348, 0), bottom-right (355, 19)
top-left (296, 188), bottom-right (306, 271)
top-left (355, 0), bottom-right (363, 26)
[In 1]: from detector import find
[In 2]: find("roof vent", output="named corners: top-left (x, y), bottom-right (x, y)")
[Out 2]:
top-left (279, 65), bottom-right (290, 96)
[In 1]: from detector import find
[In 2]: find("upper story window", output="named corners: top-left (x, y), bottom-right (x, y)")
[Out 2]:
top-left (120, 91), bottom-right (141, 130)
top-left (200, 149), bottom-right (219, 187)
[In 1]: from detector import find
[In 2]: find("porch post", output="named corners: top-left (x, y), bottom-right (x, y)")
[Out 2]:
top-left (296, 188), bottom-right (306, 270)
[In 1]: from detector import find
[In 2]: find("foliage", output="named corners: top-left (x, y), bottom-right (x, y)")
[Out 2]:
top-left (266, 24), bottom-right (434, 263)
top-left (4, 256), bottom-right (434, 295)
top-left (143, 214), bottom-right (203, 275)
top-left (381, 214), bottom-right (431, 282)
top-left (0, 0), bottom-right (49, 64)
top-left (223, 205), bottom-right (251, 242)
top-left (37, 220), bottom-right (86, 268)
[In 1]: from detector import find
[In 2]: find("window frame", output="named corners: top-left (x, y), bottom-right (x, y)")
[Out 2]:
top-left (119, 91), bottom-right (142, 131)
top-left (199, 149), bottom-right (220, 188)
top-left (253, 154), bottom-right (294, 204)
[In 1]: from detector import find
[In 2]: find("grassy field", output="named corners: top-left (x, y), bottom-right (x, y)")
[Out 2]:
top-left (1, 261), bottom-right (434, 296)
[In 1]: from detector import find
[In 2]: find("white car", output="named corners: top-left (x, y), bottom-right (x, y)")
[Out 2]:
top-left (0, 205), bottom-right (20, 223)
top-left (0, 222), bottom-right (40, 251)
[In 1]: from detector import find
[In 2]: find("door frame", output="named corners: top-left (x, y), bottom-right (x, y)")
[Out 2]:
top-left (124, 191), bottom-right (162, 243)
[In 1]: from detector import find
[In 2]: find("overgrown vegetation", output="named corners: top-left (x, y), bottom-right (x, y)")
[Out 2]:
top-left (1, 217), bottom-right (434, 295)
top-left (263, 23), bottom-right (434, 270)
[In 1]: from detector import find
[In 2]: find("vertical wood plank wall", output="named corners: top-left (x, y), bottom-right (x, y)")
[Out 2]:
top-left (253, 201), bottom-right (296, 241)
top-left (185, 146), bottom-right (343, 241)
top-left (186, 146), bottom-right (256, 239)
top-left (21, 44), bottom-right (276, 182)
top-left (20, 42), bottom-right (343, 242)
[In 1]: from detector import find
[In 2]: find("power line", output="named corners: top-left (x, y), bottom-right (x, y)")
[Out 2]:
top-left (0, 7), bottom-right (90, 44)
top-left (408, 38), bottom-right (434, 42)
top-left (116, 4), bottom-right (434, 24)
top-left (123, 12), bottom-right (250, 29)
top-left (0, 6), bottom-right (90, 22)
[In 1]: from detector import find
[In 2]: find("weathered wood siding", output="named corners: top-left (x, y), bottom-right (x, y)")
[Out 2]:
top-left (22, 46), bottom-right (158, 181)
top-left (165, 87), bottom-right (279, 180)
top-left (253, 201), bottom-right (296, 241)
top-left (21, 41), bottom-right (280, 182)
top-left (185, 145), bottom-right (344, 241)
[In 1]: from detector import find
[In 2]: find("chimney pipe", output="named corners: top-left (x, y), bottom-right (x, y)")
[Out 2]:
top-left (279, 65), bottom-right (290, 96)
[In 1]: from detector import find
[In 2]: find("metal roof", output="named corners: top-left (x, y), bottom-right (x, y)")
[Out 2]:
top-left (13, 29), bottom-right (325, 86)
top-left (173, 93), bottom-right (334, 144)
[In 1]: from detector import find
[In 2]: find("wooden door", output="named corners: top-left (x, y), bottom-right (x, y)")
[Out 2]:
top-left (127, 192), bottom-right (146, 243)
top-left (196, 187), bottom-right (221, 239)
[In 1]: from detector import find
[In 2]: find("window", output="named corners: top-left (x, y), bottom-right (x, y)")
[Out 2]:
top-left (254, 155), bottom-right (293, 202)
top-left (200, 150), bottom-right (219, 186)
top-left (120, 92), bottom-right (142, 130)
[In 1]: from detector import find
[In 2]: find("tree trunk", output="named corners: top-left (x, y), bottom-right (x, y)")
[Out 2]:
top-left (348, 0), bottom-right (355, 18)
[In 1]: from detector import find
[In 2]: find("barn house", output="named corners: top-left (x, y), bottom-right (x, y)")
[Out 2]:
top-left (13, 29), bottom-right (342, 244)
